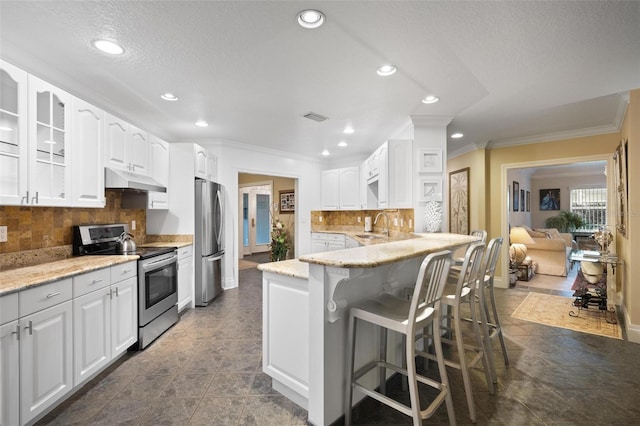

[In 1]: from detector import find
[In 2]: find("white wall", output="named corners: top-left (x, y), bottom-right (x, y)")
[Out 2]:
top-left (531, 172), bottom-right (606, 228)
top-left (507, 168), bottom-right (533, 227)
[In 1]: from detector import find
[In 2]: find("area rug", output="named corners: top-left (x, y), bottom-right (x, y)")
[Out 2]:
top-left (511, 292), bottom-right (622, 340)
top-left (239, 260), bottom-right (259, 270)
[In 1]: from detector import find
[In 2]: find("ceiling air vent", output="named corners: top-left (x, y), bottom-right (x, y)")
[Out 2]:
top-left (303, 112), bottom-right (329, 122)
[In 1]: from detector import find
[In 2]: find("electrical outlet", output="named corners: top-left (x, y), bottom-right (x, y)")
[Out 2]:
top-left (409, 219), bottom-right (413, 229)
top-left (393, 218), bottom-right (398, 226)
top-left (357, 217), bottom-right (361, 223)
top-left (131, 220), bottom-right (136, 231)
top-left (0, 226), bottom-right (7, 242)
top-left (400, 218), bottom-right (404, 227)
top-left (319, 216), bottom-right (323, 223)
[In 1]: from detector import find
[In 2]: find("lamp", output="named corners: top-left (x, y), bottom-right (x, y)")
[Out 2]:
top-left (509, 226), bottom-right (535, 266)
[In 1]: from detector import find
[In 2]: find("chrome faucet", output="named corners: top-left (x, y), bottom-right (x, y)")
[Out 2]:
top-left (374, 212), bottom-right (390, 237)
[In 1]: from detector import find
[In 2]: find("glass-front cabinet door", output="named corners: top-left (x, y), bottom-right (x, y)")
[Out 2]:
top-left (0, 60), bottom-right (29, 205)
top-left (28, 74), bottom-right (72, 206)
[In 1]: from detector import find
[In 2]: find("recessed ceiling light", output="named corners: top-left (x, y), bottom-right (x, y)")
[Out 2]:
top-left (451, 133), bottom-right (464, 139)
top-left (376, 65), bottom-right (396, 76)
top-left (338, 141), bottom-right (348, 148)
top-left (195, 120), bottom-right (209, 128)
top-left (422, 95), bottom-right (439, 104)
top-left (321, 149), bottom-right (330, 156)
top-left (161, 93), bottom-right (178, 101)
top-left (297, 9), bottom-right (325, 28)
top-left (343, 126), bottom-right (354, 134)
top-left (92, 39), bottom-right (125, 55)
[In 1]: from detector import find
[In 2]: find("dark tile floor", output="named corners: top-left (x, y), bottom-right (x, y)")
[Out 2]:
top-left (40, 255), bottom-right (640, 425)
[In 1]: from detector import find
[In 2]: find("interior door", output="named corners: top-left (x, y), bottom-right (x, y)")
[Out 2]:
top-left (240, 185), bottom-right (271, 255)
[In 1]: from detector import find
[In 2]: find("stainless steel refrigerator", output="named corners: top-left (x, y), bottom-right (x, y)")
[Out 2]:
top-left (194, 178), bottom-right (224, 306)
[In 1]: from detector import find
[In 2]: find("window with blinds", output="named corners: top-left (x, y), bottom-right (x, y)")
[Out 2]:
top-left (570, 187), bottom-right (607, 229)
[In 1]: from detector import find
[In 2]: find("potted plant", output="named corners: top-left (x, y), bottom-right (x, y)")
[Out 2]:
top-left (545, 210), bottom-right (584, 233)
top-left (270, 218), bottom-right (290, 261)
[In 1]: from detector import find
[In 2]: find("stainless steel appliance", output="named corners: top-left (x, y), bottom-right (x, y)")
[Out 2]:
top-left (194, 178), bottom-right (224, 306)
top-left (72, 223), bottom-right (178, 349)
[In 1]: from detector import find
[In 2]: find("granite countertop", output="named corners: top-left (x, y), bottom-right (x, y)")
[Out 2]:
top-left (258, 259), bottom-right (309, 279)
top-left (299, 233), bottom-right (478, 268)
top-left (0, 255), bottom-right (140, 297)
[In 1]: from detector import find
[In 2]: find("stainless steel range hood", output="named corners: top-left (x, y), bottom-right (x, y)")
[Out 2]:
top-left (105, 167), bottom-right (166, 193)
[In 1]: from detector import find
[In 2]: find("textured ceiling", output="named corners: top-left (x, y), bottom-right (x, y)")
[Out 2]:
top-left (1, 1), bottom-right (638, 160)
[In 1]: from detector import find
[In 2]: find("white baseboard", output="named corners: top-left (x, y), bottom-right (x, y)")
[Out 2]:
top-left (621, 303), bottom-right (640, 344)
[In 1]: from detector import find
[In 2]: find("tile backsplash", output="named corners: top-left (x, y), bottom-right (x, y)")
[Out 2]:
top-left (0, 190), bottom-right (146, 255)
top-left (311, 209), bottom-right (414, 233)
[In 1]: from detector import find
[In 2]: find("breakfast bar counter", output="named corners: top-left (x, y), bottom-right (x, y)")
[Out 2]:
top-left (259, 232), bottom-right (478, 426)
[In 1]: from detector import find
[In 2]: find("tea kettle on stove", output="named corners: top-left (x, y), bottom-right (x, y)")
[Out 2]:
top-left (116, 232), bottom-right (137, 254)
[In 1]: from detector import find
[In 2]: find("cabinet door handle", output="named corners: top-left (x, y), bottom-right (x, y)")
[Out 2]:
top-left (31, 191), bottom-right (39, 204)
top-left (46, 292), bottom-right (61, 298)
top-left (115, 287), bottom-right (119, 297)
top-left (24, 321), bottom-right (33, 335)
top-left (122, 269), bottom-right (132, 274)
top-left (91, 279), bottom-right (103, 285)
top-left (21, 191), bottom-right (29, 205)
top-left (12, 324), bottom-right (19, 340)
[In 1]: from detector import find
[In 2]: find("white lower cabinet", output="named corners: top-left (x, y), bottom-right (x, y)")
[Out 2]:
top-left (73, 288), bottom-right (110, 386)
top-left (177, 245), bottom-right (193, 312)
top-left (20, 300), bottom-right (74, 425)
top-left (110, 276), bottom-right (137, 357)
top-left (311, 233), bottom-right (346, 253)
top-left (0, 261), bottom-right (138, 425)
top-left (73, 265), bottom-right (137, 387)
top-left (1, 320), bottom-right (20, 426)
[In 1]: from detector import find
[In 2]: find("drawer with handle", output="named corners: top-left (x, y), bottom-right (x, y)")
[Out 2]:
top-left (73, 267), bottom-right (110, 298)
top-left (19, 278), bottom-right (73, 317)
top-left (111, 260), bottom-right (137, 283)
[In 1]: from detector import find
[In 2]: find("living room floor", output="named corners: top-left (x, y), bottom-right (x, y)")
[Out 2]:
top-left (515, 266), bottom-right (578, 296)
top-left (39, 255), bottom-right (640, 425)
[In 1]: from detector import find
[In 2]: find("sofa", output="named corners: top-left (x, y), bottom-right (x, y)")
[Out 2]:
top-left (519, 226), bottom-right (575, 276)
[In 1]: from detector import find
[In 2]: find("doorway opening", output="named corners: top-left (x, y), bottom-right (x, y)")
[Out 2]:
top-left (238, 173), bottom-right (297, 267)
top-left (501, 155), bottom-right (612, 294)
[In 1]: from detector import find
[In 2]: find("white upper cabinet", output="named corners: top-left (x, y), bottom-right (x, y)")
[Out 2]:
top-left (194, 143), bottom-right (217, 181)
top-left (104, 113), bottom-right (149, 175)
top-left (377, 143), bottom-right (389, 208)
top-left (321, 169), bottom-right (339, 210)
top-left (148, 135), bottom-right (169, 209)
top-left (339, 167), bottom-right (359, 210)
top-left (128, 124), bottom-right (149, 175)
top-left (27, 74), bottom-right (73, 206)
top-left (71, 97), bottom-right (105, 207)
top-left (0, 60), bottom-right (28, 205)
top-left (321, 167), bottom-right (359, 210)
top-left (361, 140), bottom-right (412, 209)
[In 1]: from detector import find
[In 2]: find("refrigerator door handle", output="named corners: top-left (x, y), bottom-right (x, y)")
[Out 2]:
top-left (215, 189), bottom-right (223, 249)
top-left (207, 254), bottom-right (224, 262)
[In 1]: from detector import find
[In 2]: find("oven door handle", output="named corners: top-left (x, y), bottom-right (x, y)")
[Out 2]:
top-left (142, 254), bottom-right (178, 272)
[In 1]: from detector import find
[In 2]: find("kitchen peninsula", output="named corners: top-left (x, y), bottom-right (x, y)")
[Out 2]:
top-left (258, 232), bottom-right (478, 426)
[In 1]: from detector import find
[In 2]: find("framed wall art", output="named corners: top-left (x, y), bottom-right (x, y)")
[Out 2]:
top-left (520, 189), bottom-right (525, 213)
top-left (613, 139), bottom-right (628, 236)
top-left (526, 191), bottom-right (531, 212)
top-left (449, 167), bottom-right (469, 234)
top-left (540, 188), bottom-right (560, 211)
top-left (279, 189), bottom-right (295, 213)
top-left (512, 181), bottom-right (519, 211)
top-left (418, 149), bottom-right (443, 173)
top-left (418, 178), bottom-right (442, 202)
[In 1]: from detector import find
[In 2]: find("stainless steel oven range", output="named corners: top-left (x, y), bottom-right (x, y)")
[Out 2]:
top-left (73, 223), bottom-right (178, 349)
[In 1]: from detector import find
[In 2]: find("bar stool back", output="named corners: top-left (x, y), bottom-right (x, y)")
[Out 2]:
top-left (344, 250), bottom-right (456, 426)
top-left (418, 241), bottom-right (494, 423)
top-left (477, 237), bottom-right (509, 383)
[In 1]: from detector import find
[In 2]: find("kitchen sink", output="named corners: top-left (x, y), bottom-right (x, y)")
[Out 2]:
top-left (355, 234), bottom-right (385, 239)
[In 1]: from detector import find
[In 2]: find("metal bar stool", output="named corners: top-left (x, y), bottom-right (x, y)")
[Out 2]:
top-left (344, 250), bottom-right (456, 426)
top-left (476, 237), bottom-right (509, 384)
top-left (418, 241), bottom-right (494, 423)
